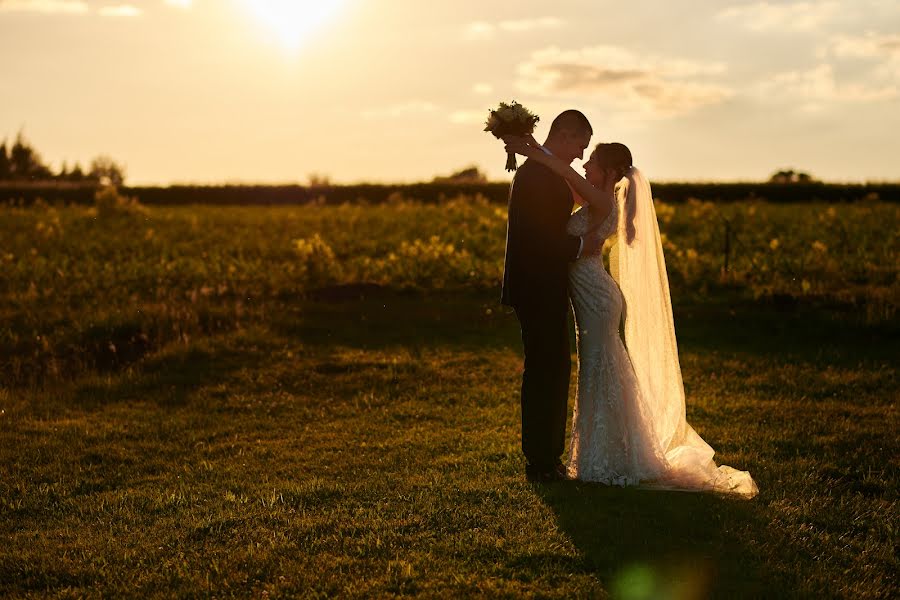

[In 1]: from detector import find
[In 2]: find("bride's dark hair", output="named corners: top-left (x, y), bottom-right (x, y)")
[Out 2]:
top-left (594, 142), bottom-right (637, 243)
top-left (594, 142), bottom-right (633, 179)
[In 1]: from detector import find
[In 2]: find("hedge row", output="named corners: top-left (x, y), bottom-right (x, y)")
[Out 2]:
top-left (1, 181), bottom-right (898, 206)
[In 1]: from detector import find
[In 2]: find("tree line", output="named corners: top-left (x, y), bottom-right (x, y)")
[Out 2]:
top-left (0, 131), bottom-right (125, 186)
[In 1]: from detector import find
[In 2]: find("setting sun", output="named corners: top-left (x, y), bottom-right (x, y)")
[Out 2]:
top-left (238, 0), bottom-right (347, 52)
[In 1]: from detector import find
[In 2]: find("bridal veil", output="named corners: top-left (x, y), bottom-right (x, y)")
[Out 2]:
top-left (609, 168), bottom-right (758, 498)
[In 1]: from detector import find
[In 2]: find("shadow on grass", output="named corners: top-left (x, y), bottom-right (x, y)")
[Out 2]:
top-left (276, 289), bottom-right (897, 368)
top-left (273, 290), bottom-right (522, 352)
top-left (534, 482), bottom-right (774, 599)
top-left (673, 298), bottom-right (899, 365)
top-left (73, 338), bottom-right (264, 409)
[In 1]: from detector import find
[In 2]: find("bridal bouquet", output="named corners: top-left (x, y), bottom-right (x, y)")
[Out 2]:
top-left (484, 101), bottom-right (540, 171)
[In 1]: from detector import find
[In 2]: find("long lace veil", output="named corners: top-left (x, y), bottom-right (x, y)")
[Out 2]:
top-left (610, 168), bottom-right (758, 498)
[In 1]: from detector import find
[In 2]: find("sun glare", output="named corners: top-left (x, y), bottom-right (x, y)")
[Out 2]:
top-left (238, 0), bottom-right (346, 52)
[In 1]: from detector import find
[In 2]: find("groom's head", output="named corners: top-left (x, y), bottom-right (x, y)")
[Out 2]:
top-left (544, 110), bottom-right (593, 164)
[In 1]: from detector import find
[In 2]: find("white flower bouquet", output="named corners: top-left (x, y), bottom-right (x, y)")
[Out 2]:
top-left (484, 100), bottom-right (540, 172)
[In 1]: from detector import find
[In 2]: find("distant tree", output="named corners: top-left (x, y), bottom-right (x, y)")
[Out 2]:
top-left (769, 169), bottom-right (817, 184)
top-left (433, 165), bottom-right (488, 183)
top-left (89, 155), bottom-right (126, 186)
top-left (9, 131), bottom-right (51, 180)
top-left (0, 131), bottom-right (126, 184)
top-left (70, 162), bottom-right (86, 182)
top-left (307, 173), bottom-right (331, 188)
top-left (0, 141), bottom-right (9, 180)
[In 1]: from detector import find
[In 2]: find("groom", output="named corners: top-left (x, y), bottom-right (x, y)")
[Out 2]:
top-left (501, 109), bottom-right (599, 483)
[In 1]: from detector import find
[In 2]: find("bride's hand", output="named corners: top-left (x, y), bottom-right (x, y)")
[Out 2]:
top-left (501, 134), bottom-right (539, 147)
top-left (503, 135), bottom-right (542, 159)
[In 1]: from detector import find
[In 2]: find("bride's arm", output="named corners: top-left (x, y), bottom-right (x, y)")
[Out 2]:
top-left (504, 136), bottom-right (613, 215)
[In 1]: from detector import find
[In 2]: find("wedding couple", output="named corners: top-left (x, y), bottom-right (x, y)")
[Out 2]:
top-left (501, 110), bottom-right (758, 498)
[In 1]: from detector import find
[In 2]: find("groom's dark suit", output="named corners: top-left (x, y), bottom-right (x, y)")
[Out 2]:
top-left (501, 158), bottom-right (581, 472)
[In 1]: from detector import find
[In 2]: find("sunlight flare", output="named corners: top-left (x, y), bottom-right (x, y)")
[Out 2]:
top-left (237, 0), bottom-right (346, 52)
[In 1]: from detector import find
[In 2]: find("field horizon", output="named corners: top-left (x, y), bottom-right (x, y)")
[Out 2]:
top-left (3, 178), bottom-right (900, 209)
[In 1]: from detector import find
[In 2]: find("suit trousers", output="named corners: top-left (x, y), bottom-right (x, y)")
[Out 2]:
top-left (514, 298), bottom-right (571, 469)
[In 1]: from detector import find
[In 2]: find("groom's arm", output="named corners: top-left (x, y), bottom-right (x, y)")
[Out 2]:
top-left (512, 163), bottom-right (582, 263)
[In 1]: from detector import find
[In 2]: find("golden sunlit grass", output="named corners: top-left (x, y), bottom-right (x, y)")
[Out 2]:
top-left (0, 197), bottom-right (897, 597)
top-left (2, 195), bottom-right (896, 386)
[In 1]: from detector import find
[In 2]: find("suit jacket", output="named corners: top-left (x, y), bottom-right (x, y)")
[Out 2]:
top-left (501, 158), bottom-right (581, 307)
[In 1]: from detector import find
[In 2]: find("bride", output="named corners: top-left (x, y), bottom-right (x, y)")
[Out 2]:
top-left (504, 136), bottom-right (758, 498)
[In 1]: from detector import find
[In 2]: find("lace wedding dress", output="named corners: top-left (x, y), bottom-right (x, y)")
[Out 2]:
top-left (565, 175), bottom-right (758, 498)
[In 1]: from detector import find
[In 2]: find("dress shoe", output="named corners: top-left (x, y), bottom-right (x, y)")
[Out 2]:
top-left (526, 462), bottom-right (570, 483)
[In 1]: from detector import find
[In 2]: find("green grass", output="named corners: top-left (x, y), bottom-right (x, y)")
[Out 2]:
top-left (1, 198), bottom-right (898, 597)
top-left (2, 197), bottom-right (897, 387)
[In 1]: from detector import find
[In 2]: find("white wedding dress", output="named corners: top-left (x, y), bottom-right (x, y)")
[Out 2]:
top-left (565, 170), bottom-right (758, 498)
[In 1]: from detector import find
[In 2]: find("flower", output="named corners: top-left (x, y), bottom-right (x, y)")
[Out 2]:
top-left (293, 233), bottom-right (339, 285)
top-left (655, 201), bottom-right (675, 224)
top-left (769, 238), bottom-right (780, 250)
top-left (484, 100), bottom-right (540, 171)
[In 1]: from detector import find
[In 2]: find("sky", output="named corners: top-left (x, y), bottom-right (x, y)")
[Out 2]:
top-left (1, 0), bottom-right (899, 185)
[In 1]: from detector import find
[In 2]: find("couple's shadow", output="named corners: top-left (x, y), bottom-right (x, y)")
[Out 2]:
top-left (533, 481), bottom-right (769, 598)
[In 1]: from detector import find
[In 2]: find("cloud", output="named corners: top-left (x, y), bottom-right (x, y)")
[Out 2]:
top-left (463, 21), bottom-right (495, 41)
top-left (463, 17), bottom-right (563, 41)
top-left (98, 4), bottom-right (142, 17)
top-left (472, 83), bottom-right (493, 95)
top-left (829, 32), bottom-right (900, 60)
top-left (811, 32), bottom-right (900, 104)
top-left (0, 0), bottom-right (159, 16)
top-left (362, 102), bottom-right (492, 126)
top-left (0, 0), bottom-right (88, 14)
top-left (0, 0), bottom-right (151, 17)
top-left (449, 110), bottom-right (487, 125)
top-left (715, 1), bottom-right (840, 32)
top-left (516, 46), bottom-right (731, 118)
top-left (163, 0), bottom-right (191, 7)
top-left (360, 101), bottom-right (494, 127)
top-left (758, 63), bottom-right (898, 112)
top-left (361, 101), bottom-right (439, 119)
top-left (499, 17), bottom-right (564, 32)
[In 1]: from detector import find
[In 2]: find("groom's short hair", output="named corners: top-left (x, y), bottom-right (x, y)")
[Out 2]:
top-left (548, 110), bottom-right (592, 138)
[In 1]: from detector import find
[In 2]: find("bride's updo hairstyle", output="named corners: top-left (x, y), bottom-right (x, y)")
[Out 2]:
top-left (594, 142), bottom-right (633, 180)
top-left (594, 142), bottom-right (637, 243)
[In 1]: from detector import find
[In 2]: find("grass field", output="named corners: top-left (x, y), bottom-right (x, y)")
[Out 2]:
top-left (1, 196), bottom-right (898, 598)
